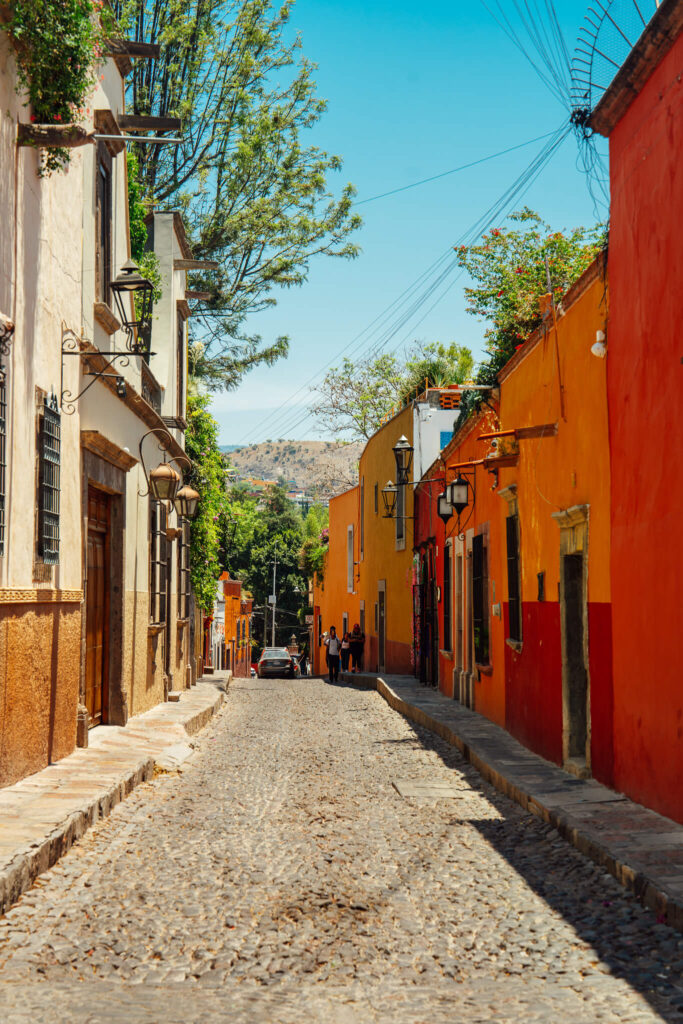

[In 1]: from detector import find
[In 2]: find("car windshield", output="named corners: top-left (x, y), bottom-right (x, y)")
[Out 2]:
top-left (261, 649), bottom-right (290, 659)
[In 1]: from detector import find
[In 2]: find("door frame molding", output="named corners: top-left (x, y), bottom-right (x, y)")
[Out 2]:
top-left (552, 504), bottom-right (591, 773)
top-left (80, 448), bottom-right (127, 729)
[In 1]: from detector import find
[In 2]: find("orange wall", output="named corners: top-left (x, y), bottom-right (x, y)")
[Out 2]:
top-left (358, 405), bottom-right (415, 674)
top-left (496, 263), bottom-right (612, 775)
top-left (313, 486), bottom-right (360, 674)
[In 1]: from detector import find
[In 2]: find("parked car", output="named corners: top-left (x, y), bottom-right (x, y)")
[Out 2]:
top-left (290, 654), bottom-right (301, 678)
top-left (257, 648), bottom-right (296, 678)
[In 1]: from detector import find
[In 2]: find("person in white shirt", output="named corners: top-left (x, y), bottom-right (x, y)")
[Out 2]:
top-left (324, 626), bottom-right (341, 683)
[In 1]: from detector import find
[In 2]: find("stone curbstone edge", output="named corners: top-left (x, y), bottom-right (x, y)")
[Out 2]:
top-left (356, 672), bottom-right (683, 934)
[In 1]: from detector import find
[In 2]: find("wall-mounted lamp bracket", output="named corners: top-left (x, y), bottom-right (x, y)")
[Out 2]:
top-left (61, 327), bottom-right (131, 414)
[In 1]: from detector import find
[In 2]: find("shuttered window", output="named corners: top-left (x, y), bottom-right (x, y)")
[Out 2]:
top-left (38, 395), bottom-right (61, 565)
top-left (472, 533), bottom-right (489, 664)
top-left (149, 501), bottom-right (168, 625)
top-left (506, 514), bottom-right (522, 642)
top-left (0, 368), bottom-right (7, 557)
top-left (443, 543), bottom-right (452, 652)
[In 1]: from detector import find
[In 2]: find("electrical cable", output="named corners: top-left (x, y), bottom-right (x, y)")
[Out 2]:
top-left (272, 123), bottom-right (572, 442)
top-left (354, 129), bottom-right (559, 206)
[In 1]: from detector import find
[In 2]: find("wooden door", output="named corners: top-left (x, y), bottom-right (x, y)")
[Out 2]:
top-left (85, 488), bottom-right (110, 725)
top-left (378, 586), bottom-right (386, 672)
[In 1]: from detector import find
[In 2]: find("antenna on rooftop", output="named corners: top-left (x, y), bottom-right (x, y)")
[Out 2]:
top-left (570, 0), bottom-right (659, 129)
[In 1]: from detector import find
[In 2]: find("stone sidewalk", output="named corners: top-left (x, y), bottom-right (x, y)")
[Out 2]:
top-left (0, 677), bottom-right (226, 916)
top-left (340, 670), bottom-right (683, 931)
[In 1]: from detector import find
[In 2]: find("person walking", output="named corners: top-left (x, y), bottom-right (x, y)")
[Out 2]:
top-left (349, 623), bottom-right (365, 673)
top-left (325, 626), bottom-right (341, 683)
top-left (340, 632), bottom-right (351, 672)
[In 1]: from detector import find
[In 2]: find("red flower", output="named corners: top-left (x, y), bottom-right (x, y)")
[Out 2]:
top-left (497, 290), bottom-right (503, 297)
top-left (515, 344), bottom-right (523, 351)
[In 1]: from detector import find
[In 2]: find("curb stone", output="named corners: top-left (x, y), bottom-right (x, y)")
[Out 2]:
top-left (341, 670), bottom-right (683, 933)
top-left (0, 681), bottom-right (224, 917)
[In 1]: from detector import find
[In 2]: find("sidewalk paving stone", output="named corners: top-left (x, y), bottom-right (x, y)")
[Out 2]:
top-left (340, 669), bottom-right (683, 932)
top-left (0, 677), bottom-right (226, 917)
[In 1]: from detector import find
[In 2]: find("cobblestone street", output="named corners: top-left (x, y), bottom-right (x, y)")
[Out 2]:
top-left (1, 678), bottom-right (682, 1023)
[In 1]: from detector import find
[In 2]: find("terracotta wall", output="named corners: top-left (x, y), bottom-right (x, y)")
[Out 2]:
top-left (606, 30), bottom-right (683, 821)
top-left (0, 601), bottom-right (81, 787)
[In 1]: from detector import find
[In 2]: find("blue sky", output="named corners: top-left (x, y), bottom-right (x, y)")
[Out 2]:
top-left (213, 0), bottom-right (609, 446)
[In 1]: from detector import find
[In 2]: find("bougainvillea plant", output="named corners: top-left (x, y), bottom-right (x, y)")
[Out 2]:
top-left (454, 207), bottom-right (605, 423)
top-left (6, 0), bottom-right (112, 173)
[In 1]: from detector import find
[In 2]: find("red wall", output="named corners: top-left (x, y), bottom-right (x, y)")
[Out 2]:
top-left (588, 603), bottom-right (613, 788)
top-left (505, 602), bottom-right (563, 765)
top-left (607, 31), bottom-right (683, 822)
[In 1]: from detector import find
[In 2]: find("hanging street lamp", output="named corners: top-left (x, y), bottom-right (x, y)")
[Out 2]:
top-left (447, 473), bottom-right (470, 516)
top-left (381, 480), bottom-right (398, 518)
top-left (149, 462), bottom-right (181, 503)
top-left (110, 259), bottom-right (155, 355)
top-left (173, 484), bottom-right (200, 519)
top-left (437, 491), bottom-right (453, 524)
top-left (393, 435), bottom-right (414, 486)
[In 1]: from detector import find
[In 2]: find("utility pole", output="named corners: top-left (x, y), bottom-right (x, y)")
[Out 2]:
top-left (271, 552), bottom-right (277, 647)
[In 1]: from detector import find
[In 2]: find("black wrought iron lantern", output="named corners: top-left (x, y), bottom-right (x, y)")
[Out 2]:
top-left (173, 484), bottom-right (200, 519)
top-left (393, 435), bottom-right (414, 485)
top-left (437, 491), bottom-right (453, 524)
top-left (447, 473), bottom-right (470, 516)
top-left (381, 480), bottom-right (398, 518)
top-left (110, 260), bottom-right (154, 353)
top-left (150, 462), bottom-right (180, 503)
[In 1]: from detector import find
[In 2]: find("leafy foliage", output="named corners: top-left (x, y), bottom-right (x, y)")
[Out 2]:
top-left (225, 484), bottom-right (306, 649)
top-left (6, 0), bottom-right (111, 173)
top-left (127, 151), bottom-right (161, 305)
top-left (184, 393), bottom-right (230, 612)
top-left (298, 503), bottom-right (329, 583)
top-left (117, 0), bottom-right (361, 392)
top-left (454, 208), bottom-right (604, 423)
top-left (313, 341), bottom-right (474, 443)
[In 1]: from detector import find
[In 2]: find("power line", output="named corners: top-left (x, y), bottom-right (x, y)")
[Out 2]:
top-left (354, 129), bottom-right (559, 206)
top-left (235, 128), bottom-right (564, 447)
top-left (271, 124), bottom-right (571, 442)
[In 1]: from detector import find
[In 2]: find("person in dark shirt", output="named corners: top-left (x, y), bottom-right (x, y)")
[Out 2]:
top-left (324, 626), bottom-right (341, 682)
top-left (349, 623), bottom-right (365, 673)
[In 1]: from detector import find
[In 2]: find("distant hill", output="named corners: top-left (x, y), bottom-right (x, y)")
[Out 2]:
top-left (225, 439), bottom-right (363, 498)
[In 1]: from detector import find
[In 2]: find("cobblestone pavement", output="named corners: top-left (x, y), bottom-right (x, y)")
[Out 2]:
top-left (1, 678), bottom-right (682, 1023)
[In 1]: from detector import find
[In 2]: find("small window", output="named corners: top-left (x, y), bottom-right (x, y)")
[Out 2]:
top-left (396, 483), bottom-right (405, 545)
top-left (506, 514), bottom-right (522, 642)
top-left (472, 532), bottom-right (489, 664)
top-left (38, 394), bottom-right (61, 565)
top-left (347, 524), bottom-right (354, 592)
top-left (443, 543), bottom-right (452, 652)
top-left (149, 501), bottom-right (168, 625)
top-left (0, 366), bottom-right (7, 557)
top-left (360, 477), bottom-right (364, 560)
top-left (96, 145), bottom-right (113, 304)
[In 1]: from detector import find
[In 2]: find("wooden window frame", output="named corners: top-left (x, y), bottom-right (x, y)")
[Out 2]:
top-left (96, 143), bottom-right (113, 305)
top-left (149, 500), bottom-right (168, 625)
top-left (472, 531), bottom-right (490, 665)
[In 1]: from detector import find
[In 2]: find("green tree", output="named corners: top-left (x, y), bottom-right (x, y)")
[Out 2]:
top-left (242, 485), bottom-right (306, 649)
top-left (454, 208), bottom-right (604, 418)
top-left (118, 0), bottom-right (361, 392)
top-left (313, 341), bottom-right (474, 443)
top-left (184, 393), bottom-right (230, 611)
top-left (298, 503), bottom-right (328, 584)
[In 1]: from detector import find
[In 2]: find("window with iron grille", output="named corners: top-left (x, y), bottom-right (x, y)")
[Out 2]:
top-left (472, 532), bottom-right (489, 664)
top-left (443, 542), bottom-right (452, 652)
top-left (176, 519), bottom-right (191, 619)
top-left (38, 394), bottom-right (61, 565)
top-left (96, 145), bottom-right (112, 304)
top-left (0, 368), bottom-right (7, 557)
top-left (149, 500), bottom-right (168, 624)
top-left (506, 514), bottom-right (522, 642)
